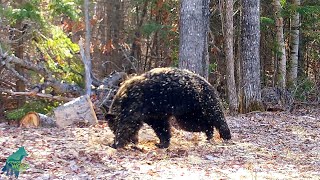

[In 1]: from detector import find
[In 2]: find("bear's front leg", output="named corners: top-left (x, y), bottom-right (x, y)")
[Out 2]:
top-left (145, 117), bottom-right (171, 148)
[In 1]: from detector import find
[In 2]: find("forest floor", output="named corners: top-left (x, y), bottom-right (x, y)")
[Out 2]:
top-left (0, 107), bottom-right (319, 180)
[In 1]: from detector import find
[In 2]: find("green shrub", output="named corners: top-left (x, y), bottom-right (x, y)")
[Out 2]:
top-left (294, 77), bottom-right (317, 102)
top-left (5, 100), bottom-right (60, 120)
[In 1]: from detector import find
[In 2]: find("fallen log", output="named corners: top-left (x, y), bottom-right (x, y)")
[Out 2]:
top-left (38, 113), bottom-right (57, 127)
top-left (53, 95), bottom-right (98, 128)
top-left (20, 112), bottom-right (56, 128)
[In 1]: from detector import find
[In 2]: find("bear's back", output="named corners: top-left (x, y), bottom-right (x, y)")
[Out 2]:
top-left (116, 68), bottom-right (216, 115)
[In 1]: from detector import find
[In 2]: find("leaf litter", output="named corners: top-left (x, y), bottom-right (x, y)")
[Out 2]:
top-left (0, 108), bottom-right (319, 179)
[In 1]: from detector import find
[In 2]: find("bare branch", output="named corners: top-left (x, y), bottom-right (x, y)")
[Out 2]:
top-left (120, 46), bottom-right (138, 72)
top-left (4, 63), bottom-right (29, 83)
top-left (0, 89), bottom-right (74, 102)
top-left (0, 49), bottom-right (83, 95)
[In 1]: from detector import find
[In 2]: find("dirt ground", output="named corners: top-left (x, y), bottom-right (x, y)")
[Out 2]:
top-left (0, 108), bottom-right (319, 180)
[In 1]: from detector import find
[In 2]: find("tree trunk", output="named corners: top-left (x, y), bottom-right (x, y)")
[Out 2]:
top-left (239, 0), bottom-right (264, 113)
top-left (106, 0), bottom-right (125, 72)
top-left (83, 0), bottom-right (92, 95)
top-left (93, 1), bottom-right (108, 78)
top-left (13, 0), bottom-right (26, 107)
top-left (223, 0), bottom-right (238, 113)
top-left (298, 30), bottom-right (305, 78)
top-left (234, 0), bottom-right (242, 107)
top-left (273, 0), bottom-right (287, 89)
top-left (288, 0), bottom-right (300, 88)
top-left (179, 0), bottom-right (210, 79)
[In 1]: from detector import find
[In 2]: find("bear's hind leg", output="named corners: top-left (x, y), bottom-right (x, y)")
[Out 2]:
top-left (145, 116), bottom-right (171, 148)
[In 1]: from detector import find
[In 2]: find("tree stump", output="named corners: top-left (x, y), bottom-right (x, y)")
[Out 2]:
top-left (20, 112), bottom-right (40, 128)
top-left (53, 95), bottom-right (98, 128)
top-left (19, 112), bottom-right (56, 128)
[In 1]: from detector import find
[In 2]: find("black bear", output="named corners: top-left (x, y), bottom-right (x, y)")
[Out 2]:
top-left (106, 67), bottom-right (231, 148)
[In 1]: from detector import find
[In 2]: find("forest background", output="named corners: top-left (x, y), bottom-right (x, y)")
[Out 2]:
top-left (0, 1), bottom-right (319, 179)
top-left (0, 0), bottom-right (319, 119)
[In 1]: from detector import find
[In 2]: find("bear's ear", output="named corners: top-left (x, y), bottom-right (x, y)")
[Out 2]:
top-left (105, 113), bottom-right (116, 120)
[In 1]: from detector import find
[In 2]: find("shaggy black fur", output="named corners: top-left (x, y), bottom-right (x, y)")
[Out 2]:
top-left (106, 67), bottom-right (231, 148)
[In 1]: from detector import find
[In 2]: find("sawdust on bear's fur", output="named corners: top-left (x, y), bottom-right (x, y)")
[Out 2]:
top-left (116, 75), bottom-right (146, 98)
top-left (107, 67), bottom-right (231, 148)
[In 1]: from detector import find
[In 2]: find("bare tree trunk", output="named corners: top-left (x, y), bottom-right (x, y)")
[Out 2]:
top-left (239, 0), bottom-right (264, 113)
top-left (288, 0), bottom-right (300, 88)
top-left (106, 0), bottom-right (126, 72)
top-left (273, 0), bottom-right (287, 89)
top-left (91, 1), bottom-right (107, 79)
top-left (13, 0), bottom-right (26, 107)
top-left (83, 0), bottom-right (92, 95)
top-left (15, 54), bottom-right (26, 107)
top-left (223, 0), bottom-right (238, 113)
top-left (179, 0), bottom-right (210, 79)
top-left (234, 0), bottom-right (242, 107)
top-left (298, 31), bottom-right (305, 78)
top-left (131, 1), bottom-right (148, 73)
